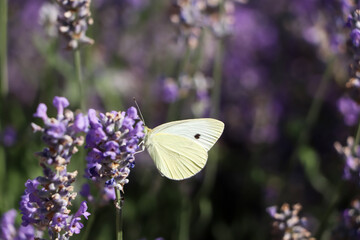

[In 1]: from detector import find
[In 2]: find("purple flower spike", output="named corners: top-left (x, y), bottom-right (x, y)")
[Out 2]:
top-left (53, 96), bottom-right (69, 118)
top-left (351, 28), bottom-right (360, 47)
top-left (0, 209), bottom-right (36, 240)
top-left (267, 203), bottom-right (315, 239)
top-left (85, 107), bottom-right (144, 195)
top-left (0, 209), bottom-right (17, 240)
top-left (21, 96), bottom-right (89, 238)
top-left (162, 78), bottom-right (179, 103)
top-left (33, 103), bottom-right (48, 121)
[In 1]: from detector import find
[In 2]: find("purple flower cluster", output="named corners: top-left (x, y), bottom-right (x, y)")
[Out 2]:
top-left (0, 126), bottom-right (17, 147)
top-left (160, 72), bottom-right (212, 117)
top-left (267, 203), bottom-right (315, 240)
top-left (338, 7), bottom-right (360, 119)
top-left (169, 0), bottom-right (240, 48)
top-left (38, 2), bottom-right (60, 38)
top-left (0, 209), bottom-right (36, 240)
top-left (20, 97), bottom-right (90, 239)
top-left (56, 0), bottom-right (94, 49)
top-left (337, 96), bottom-right (360, 126)
top-left (332, 198), bottom-right (360, 240)
top-left (85, 107), bottom-right (144, 193)
top-left (334, 137), bottom-right (360, 182)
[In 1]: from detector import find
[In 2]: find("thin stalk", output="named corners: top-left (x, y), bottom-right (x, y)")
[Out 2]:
top-left (0, 0), bottom-right (8, 97)
top-left (81, 205), bottom-right (97, 240)
top-left (315, 181), bottom-right (344, 239)
top-left (0, 0), bottom-right (7, 212)
top-left (354, 118), bottom-right (360, 148)
top-left (210, 38), bottom-right (224, 118)
top-left (74, 49), bottom-right (85, 111)
top-left (177, 43), bottom-right (191, 78)
top-left (194, 36), bottom-right (225, 236)
top-left (115, 189), bottom-right (123, 240)
top-left (287, 58), bottom-right (334, 171)
top-left (316, 86), bottom-right (360, 238)
top-left (166, 44), bottom-right (191, 121)
top-left (178, 196), bottom-right (190, 240)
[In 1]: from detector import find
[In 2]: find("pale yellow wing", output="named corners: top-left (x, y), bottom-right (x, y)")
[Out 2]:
top-left (151, 119), bottom-right (224, 152)
top-left (146, 133), bottom-right (208, 180)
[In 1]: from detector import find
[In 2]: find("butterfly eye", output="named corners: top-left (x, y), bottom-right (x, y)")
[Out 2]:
top-left (194, 134), bottom-right (201, 139)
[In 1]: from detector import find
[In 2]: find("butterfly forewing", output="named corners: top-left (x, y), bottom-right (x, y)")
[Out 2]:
top-left (152, 118), bottom-right (224, 152)
top-left (146, 133), bottom-right (208, 180)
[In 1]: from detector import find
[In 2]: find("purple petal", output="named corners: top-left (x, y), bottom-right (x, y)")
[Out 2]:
top-left (53, 96), bottom-right (69, 118)
top-left (33, 103), bottom-right (48, 121)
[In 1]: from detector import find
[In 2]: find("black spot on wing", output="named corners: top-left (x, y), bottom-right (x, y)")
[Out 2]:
top-left (194, 133), bottom-right (201, 139)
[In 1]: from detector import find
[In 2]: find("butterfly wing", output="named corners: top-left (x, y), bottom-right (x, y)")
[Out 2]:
top-left (146, 133), bottom-right (208, 180)
top-left (151, 118), bottom-right (224, 152)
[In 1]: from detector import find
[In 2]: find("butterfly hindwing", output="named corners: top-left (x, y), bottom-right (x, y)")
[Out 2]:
top-left (146, 133), bottom-right (208, 180)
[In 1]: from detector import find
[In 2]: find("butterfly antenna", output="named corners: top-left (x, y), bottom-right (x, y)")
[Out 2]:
top-left (133, 97), bottom-right (146, 125)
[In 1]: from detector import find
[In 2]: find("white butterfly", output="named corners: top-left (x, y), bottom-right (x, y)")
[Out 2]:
top-left (144, 118), bottom-right (225, 180)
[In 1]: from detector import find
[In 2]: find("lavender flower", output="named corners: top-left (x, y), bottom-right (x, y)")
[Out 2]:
top-left (161, 77), bottom-right (179, 103)
top-left (56, 0), bottom-right (94, 49)
top-left (334, 137), bottom-right (360, 182)
top-left (332, 198), bottom-right (360, 240)
top-left (20, 96), bottom-right (90, 239)
top-left (85, 107), bottom-right (144, 195)
top-left (0, 209), bottom-right (37, 240)
top-left (342, 8), bottom-right (360, 104)
top-left (159, 72), bottom-right (212, 117)
top-left (169, 0), bottom-right (240, 48)
top-left (38, 2), bottom-right (60, 38)
top-left (0, 126), bottom-right (17, 147)
top-left (267, 203), bottom-right (315, 240)
top-left (337, 96), bottom-right (360, 126)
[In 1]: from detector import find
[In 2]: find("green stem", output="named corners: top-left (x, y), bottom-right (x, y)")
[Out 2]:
top-left (166, 44), bottom-right (191, 122)
top-left (354, 118), bottom-right (360, 149)
top-left (115, 189), bottom-right (123, 240)
top-left (0, 0), bottom-right (8, 97)
top-left (0, 0), bottom-right (7, 212)
top-left (178, 196), bottom-right (190, 240)
top-left (193, 36), bottom-right (224, 236)
top-left (74, 49), bottom-right (85, 111)
top-left (81, 206), bottom-right (96, 240)
top-left (315, 181), bottom-right (344, 239)
top-left (210, 38), bottom-right (224, 118)
top-left (287, 59), bottom-right (334, 170)
top-left (315, 85), bottom-right (360, 238)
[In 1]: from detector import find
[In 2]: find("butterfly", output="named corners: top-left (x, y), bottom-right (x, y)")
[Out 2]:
top-left (144, 118), bottom-right (225, 180)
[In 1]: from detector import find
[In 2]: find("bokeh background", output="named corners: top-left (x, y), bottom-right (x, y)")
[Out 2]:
top-left (1, 0), bottom-right (360, 239)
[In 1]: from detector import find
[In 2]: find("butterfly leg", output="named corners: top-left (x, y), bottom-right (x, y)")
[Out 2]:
top-left (135, 140), bottom-right (145, 154)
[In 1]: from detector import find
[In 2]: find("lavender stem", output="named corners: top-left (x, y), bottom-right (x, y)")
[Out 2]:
top-left (0, 0), bottom-right (8, 97)
top-left (354, 116), bottom-right (360, 148)
top-left (0, 0), bottom-right (7, 212)
top-left (74, 49), bottom-right (85, 111)
top-left (210, 37), bottom-right (224, 119)
top-left (288, 58), bottom-right (334, 170)
top-left (115, 189), bottom-right (123, 240)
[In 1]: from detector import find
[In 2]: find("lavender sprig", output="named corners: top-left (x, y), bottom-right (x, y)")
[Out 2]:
top-left (85, 107), bottom-right (144, 194)
top-left (334, 136), bottom-right (360, 183)
top-left (0, 209), bottom-right (37, 240)
top-left (267, 203), bottom-right (315, 240)
top-left (19, 96), bottom-right (90, 239)
top-left (169, 0), bottom-right (239, 48)
top-left (56, 0), bottom-right (94, 50)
